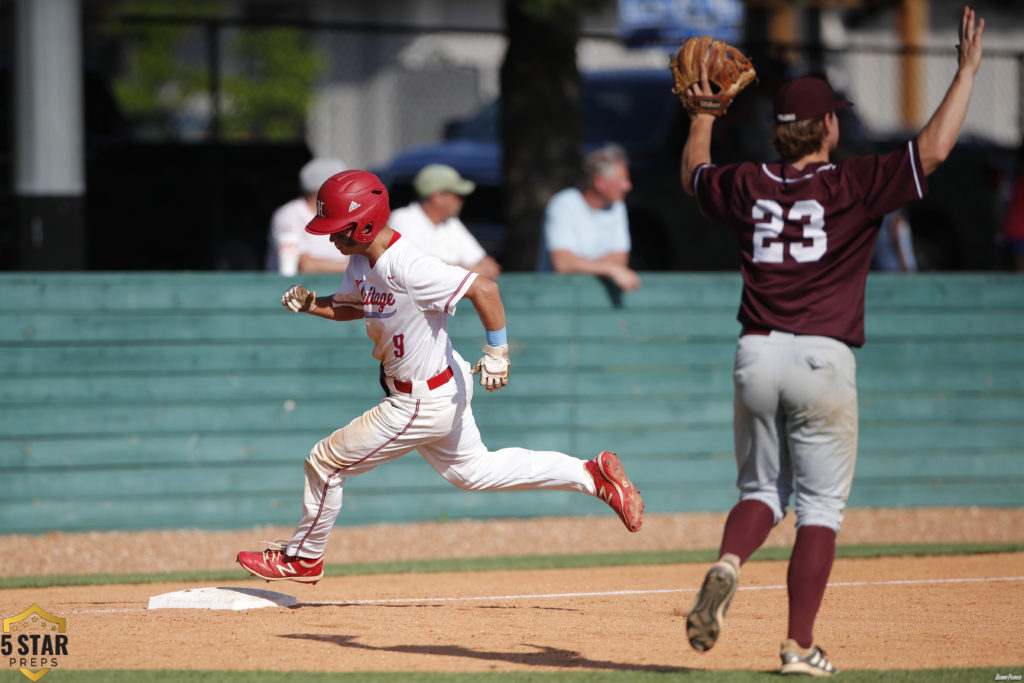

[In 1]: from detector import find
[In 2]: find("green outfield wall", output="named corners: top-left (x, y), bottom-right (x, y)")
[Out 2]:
top-left (1, 272), bottom-right (1022, 534)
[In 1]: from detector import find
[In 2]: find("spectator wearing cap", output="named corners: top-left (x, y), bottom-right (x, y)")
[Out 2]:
top-left (540, 143), bottom-right (641, 292)
top-left (266, 157), bottom-right (350, 276)
top-left (387, 164), bottom-right (502, 278)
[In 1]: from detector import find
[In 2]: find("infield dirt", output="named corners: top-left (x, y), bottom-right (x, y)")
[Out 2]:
top-left (1, 508), bottom-right (1022, 674)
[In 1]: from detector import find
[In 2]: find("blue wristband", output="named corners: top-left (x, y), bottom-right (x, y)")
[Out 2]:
top-left (486, 327), bottom-right (507, 347)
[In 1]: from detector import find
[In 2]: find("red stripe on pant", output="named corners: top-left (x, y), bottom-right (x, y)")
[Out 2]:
top-left (294, 400), bottom-right (421, 556)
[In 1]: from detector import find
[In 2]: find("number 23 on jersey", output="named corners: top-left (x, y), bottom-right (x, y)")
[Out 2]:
top-left (752, 199), bottom-right (827, 263)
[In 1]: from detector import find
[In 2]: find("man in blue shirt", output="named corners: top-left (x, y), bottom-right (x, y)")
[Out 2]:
top-left (540, 144), bottom-right (641, 291)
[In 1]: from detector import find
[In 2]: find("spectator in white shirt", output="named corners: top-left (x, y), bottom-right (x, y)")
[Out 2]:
top-left (388, 164), bottom-right (501, 278)
top-left (266, 157), bottom-right (351, 276)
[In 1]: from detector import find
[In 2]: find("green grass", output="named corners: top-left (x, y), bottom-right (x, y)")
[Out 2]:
top-left (1, 541), bottom-right (1021, 590)
top-left (0, 668), bottom-right (1021, 681)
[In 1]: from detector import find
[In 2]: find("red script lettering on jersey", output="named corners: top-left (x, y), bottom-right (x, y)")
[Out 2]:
top-left (361, 286), bottom-right (396, 313)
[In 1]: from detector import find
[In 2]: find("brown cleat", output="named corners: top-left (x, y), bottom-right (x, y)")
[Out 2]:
top-left (686, 558), bottom-right (739, 652)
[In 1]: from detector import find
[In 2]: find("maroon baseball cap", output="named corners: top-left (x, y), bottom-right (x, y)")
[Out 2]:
top-left (774, 77), bottom-right (853, 123)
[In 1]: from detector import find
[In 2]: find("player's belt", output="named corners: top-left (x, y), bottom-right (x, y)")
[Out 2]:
top-left (391, 366), bottom-right (454, 394)
top-left (741, 326), bottom-right (772, 336)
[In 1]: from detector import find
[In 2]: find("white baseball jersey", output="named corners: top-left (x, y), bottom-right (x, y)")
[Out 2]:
top-left (282, 233), bottom-right (598, 558)
top-left (331, 233), bottom-right (476, 381)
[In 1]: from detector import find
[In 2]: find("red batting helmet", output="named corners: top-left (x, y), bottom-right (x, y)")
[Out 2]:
top-left (305, 170), bottom-right (391, 243)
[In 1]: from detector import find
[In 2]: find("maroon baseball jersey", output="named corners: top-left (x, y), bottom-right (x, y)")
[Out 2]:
top-left (693, 139), bottom-right (927, 347)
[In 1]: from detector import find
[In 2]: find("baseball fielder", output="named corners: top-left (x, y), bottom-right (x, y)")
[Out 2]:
top-left (238, 170), bottom-right (644, 584)
top-left (676, 6), bottom-right (984, 676)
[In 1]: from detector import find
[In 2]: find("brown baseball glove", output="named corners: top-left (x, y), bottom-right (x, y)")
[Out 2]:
top-left (670, 36), bottom-right (757, 117)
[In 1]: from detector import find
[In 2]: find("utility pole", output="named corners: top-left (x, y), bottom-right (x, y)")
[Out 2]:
top-left (14, 0), bottom-right (86, 269)
top-left (899, 0), bottom-right (928, 129)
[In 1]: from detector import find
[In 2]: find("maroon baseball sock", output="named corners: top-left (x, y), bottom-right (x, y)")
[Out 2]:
top-left (718, 499), bottom-right (775, 564)
top-left (786, 525), bottom-right (837, 649)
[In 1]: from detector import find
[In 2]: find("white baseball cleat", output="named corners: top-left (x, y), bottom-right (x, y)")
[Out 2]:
top-left (779, 640), bottom-right (839, 676)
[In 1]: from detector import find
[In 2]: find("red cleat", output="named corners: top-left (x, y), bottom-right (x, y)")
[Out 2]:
top-left (237, 542), bottom-right (323, 584)
top-left (585, 451), bottom-right (644, 532)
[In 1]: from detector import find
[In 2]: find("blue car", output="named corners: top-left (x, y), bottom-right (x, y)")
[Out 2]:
top-left (373, 69), bottom-right (740, 270)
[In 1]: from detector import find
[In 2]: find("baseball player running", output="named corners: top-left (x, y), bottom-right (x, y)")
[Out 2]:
top-left (677, 6), bottom-right (984, 676)
top-left (238, 170), bottom-right (644, 584)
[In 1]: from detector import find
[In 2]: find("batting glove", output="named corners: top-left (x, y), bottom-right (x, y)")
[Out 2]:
top-left (471, 344), bottom-right (510, 392)
top-left (282, 285), bottom-right (316, 313)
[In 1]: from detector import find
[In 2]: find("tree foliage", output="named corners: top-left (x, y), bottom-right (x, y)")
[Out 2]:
top-left (106, 0), bottom-right (324, 141)
top-left (222, 28), bottom-right (326, 140)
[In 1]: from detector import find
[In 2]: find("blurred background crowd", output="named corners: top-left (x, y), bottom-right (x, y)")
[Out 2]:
top-left (2, 0), bottom-right (1023, 273)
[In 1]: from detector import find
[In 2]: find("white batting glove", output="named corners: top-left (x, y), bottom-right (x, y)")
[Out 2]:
top-left (471, 344), bottom-right (510, 392)
top-left (281, 285), bottom-right (316, 313)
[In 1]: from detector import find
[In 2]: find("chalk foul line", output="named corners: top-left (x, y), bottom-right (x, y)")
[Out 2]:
top-left (63, 575), bottom-right (1024, 614)
top-left (301, 575), bottom-right (1024, 607)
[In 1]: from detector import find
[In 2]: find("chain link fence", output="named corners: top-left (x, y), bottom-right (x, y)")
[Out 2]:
top-left (84, 14), bottom-right (1022, 158)
top-left (1, 5), bottom-right (1019, 270)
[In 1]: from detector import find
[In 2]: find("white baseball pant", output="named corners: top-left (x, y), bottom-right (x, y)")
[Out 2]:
top-left (732, 331), bottom-right (858, 533)
top-left (286, 353), bottom-right (596, 558)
